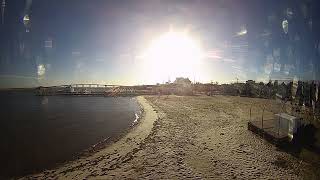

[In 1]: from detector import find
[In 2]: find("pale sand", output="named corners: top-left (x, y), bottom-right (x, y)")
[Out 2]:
top-left (23, 95), bottom-right (318, 179)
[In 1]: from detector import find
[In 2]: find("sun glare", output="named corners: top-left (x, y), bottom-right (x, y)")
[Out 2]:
top-left (141, 31), bottom-right (203, 83)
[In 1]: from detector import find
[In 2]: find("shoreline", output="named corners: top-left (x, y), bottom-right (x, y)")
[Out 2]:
top-left (76, 97), bottom-right (144, 156)
top-left (22, 96), bottom-right (158, 179)
top-left (1, 94), bottom-right (143, 179)
top-left (22, 95), bottom-right (319, 179)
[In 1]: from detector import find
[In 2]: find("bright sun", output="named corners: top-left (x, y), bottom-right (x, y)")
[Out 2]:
top-left (141, 31), bottom-right (203, 83)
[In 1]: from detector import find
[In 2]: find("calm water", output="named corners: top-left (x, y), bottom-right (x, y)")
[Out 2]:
top-left (0, 91), bottom-right (141, 177)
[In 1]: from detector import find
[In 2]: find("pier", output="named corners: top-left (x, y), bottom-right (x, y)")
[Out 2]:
top-left (36, 84), bottom-right (156, 97)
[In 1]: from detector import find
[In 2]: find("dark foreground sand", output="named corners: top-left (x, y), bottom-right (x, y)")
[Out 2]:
top-left (23, 95), bottom-right (319, 179)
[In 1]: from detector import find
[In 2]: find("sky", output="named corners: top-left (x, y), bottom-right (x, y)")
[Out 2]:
top-left (0, 0), bottom-right (319, 88)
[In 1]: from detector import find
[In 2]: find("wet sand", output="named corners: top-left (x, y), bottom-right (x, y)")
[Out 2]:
top-left (23, 95), bottom-right (319, 179)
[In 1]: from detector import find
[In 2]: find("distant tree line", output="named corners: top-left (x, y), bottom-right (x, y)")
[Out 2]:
top-left (211, 80), bottom-right (320, 113)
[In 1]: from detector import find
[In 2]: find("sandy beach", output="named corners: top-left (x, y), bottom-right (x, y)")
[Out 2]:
top-left (23, 95), bottom-right (319, 179)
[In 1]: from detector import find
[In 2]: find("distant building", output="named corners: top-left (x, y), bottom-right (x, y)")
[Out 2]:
top-left (173, 77), bottom-right (192, 87)
top-left (172, 77), bottom-right (193, 95)
top-left (246, 80), bottom-right (255, 84)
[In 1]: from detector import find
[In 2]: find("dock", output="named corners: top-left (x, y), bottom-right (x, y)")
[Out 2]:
top-left (35, 84), bottom-right (156, 97)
